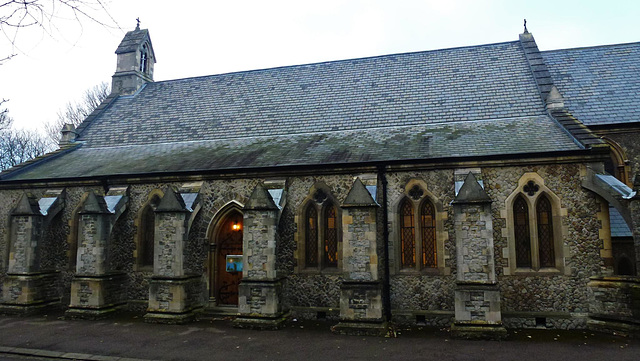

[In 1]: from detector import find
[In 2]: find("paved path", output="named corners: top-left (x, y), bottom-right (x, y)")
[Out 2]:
top-left (0, 312), bottom-right (638, 361)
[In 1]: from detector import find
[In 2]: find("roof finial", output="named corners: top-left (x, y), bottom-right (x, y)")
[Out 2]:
top-left (523, 19), bottom-right (528, 33)
top-left (136, 17), bottom-right (141, 30)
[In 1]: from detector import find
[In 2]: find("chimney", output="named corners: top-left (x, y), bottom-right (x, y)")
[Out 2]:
top-left (59, 123), bottom-right (77, 146)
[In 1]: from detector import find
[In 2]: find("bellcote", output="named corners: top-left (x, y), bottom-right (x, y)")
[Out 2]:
top-left (111, 25), bottom-right (156, 95)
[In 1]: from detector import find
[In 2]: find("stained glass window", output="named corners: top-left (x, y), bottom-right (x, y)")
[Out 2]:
top-left (400, 199), bottom-right (416, 268)
top-left (324, 204), bottom-right (338, 268)
top-left (536, 195), bottom-right (555, 267)
top-left (305, 205), bottom-right (318, 267)
top-left (514, 195), bottom-right (531, 268)
top-left (420, 200), bottom-right (437, 268)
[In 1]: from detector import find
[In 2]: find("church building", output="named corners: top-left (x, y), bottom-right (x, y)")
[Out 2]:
top-left (0, 24), bottom-right (638, 338)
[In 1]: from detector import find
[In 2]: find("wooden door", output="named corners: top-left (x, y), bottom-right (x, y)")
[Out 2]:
top-left (215, 211), bottom-right (243, 305)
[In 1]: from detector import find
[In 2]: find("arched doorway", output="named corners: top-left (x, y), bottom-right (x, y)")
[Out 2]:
top-left (211, 209), bottom-right (243, 305)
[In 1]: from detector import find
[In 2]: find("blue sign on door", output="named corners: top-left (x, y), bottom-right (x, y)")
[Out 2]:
top-left (226, 255), bottom-right (243, 273)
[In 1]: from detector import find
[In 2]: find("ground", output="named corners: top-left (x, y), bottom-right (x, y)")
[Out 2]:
top-left (0, 311), bottom-right (638, 361)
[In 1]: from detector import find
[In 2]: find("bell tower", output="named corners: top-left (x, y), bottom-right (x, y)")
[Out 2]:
top-left (111, 21), bottom-right (156, 95)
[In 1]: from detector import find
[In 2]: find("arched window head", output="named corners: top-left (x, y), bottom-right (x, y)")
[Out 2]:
top-left (420, 200), bottom-right (437, 268)
top-left (324, 203), bottom-right (338, 268)
top-left (536, 195), bottom-right (555, 267)
top-left (603, 138), bottom-right (630, 186)
top-left (305, 205), bottom-right (318, 268)
top-left (513, 195), bottom-right (531, 268)
top-left (400, 198), bottom-right (415, 268)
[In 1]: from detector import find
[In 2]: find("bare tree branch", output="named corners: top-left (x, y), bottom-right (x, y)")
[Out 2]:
top-left (0, 126), bottom-right (50, 171)
top-left (0, 108), bottom-right (50, 171)
top-left (0, 99), bottom-right (13, 131)
top-left (1, 0), bottom-right (120, 59)
top-left (44, 81), bottom-right (109, 147)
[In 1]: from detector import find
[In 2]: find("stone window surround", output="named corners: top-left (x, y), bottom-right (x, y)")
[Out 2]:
top-left (133, 189), bottom-right (163, 272)
top-left (390, 179), bottom-right (448, 275)
top-left (206, 200), bottom-right (244, 304)
top-left (602, 137), bottom-right (631, 187)
top-left (501, 173), bottom-right (569, 276)
top-left (294, 183), bottom-right (342, 273)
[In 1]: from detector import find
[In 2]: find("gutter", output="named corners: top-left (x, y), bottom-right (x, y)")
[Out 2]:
top-left (0, 148), bottom-right (608, 189)
top-left (378, 164), bottom-right (392, 321)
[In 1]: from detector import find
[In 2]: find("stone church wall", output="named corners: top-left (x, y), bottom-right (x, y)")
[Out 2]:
top-left (0, 161), bottom-right (607, 328)
top-left (486, 164), bottom-right (603, 328)
top-left (383, 163), bottom-right (604, 327)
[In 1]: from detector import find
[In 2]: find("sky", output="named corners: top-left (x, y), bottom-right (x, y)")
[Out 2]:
top-left (1, 0), bottom-right (639, 132)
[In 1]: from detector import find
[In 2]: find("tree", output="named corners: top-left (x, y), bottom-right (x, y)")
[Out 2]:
top-left (0, 111), bottom-right (49, 171)
top-left (0, 98), bottom-right (11, 130)
top-left (44, 81), bottom-right (109, 147)
top-left (0, 1), bottom-right (116, 170)
top-left (1, 0), bottom-right (118, 64)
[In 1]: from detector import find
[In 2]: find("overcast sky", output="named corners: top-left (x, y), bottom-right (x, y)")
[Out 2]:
top-left (1, 0), bottom-right (639, 131)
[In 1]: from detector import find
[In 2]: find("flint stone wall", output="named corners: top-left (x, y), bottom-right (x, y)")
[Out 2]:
top-left (386, 169), bottom-right (456, 312)
top-left (484, 164), bottom-right (603, 314)
top-left (0, 162), bottom-right (608, 326)
top-left (282, 175), bottom-right (364, 310)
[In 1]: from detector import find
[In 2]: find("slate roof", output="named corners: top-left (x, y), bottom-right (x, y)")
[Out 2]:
top-left (81, 41), bottom-right (548, 147)
top-left (4, 115), bottom-right (579, 180)
top-left (610, 206), bottom-right (632, 238)
top-left (1, 38), bottom-right (588, 181)
top-left (115, 28), bottom-right (152, 54)
top-left (543, 42), bottom-right (640, 126)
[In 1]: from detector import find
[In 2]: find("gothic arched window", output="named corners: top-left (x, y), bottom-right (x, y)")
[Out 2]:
top-left (400, 198), bottom-right (416, 268)
top-left (536, 195), bottom-right (555, 268)
top-left (140, 204), bottom-right (155, 267)
top-left (420, 200), bottom-right (437, 268)
top-left (514, 195), bottom-right (531, 268)
top-left (324, 203), bottom-right (338, 268)
top-left (305, 205), bottom-right (319, 268)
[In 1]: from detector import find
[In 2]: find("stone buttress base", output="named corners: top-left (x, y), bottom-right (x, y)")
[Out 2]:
top-left (144, 275), bottom-right (203, 324)
top-left (332, 281), bottom-right (388, 336)
top-left (451, 283), bottom-right (507, 340)
top-left (65, 273), bottom-right (127, 319)
top-left (587, 317), bottom-right (640, 337)
top-left (0, 272), bottom-right (59, 315)
top-left (450, 323), bottom-right (508, 340)
top-left (233, 279), bottom-right (287, 330)
top-left (587, 276), bottom-right (640, 337)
